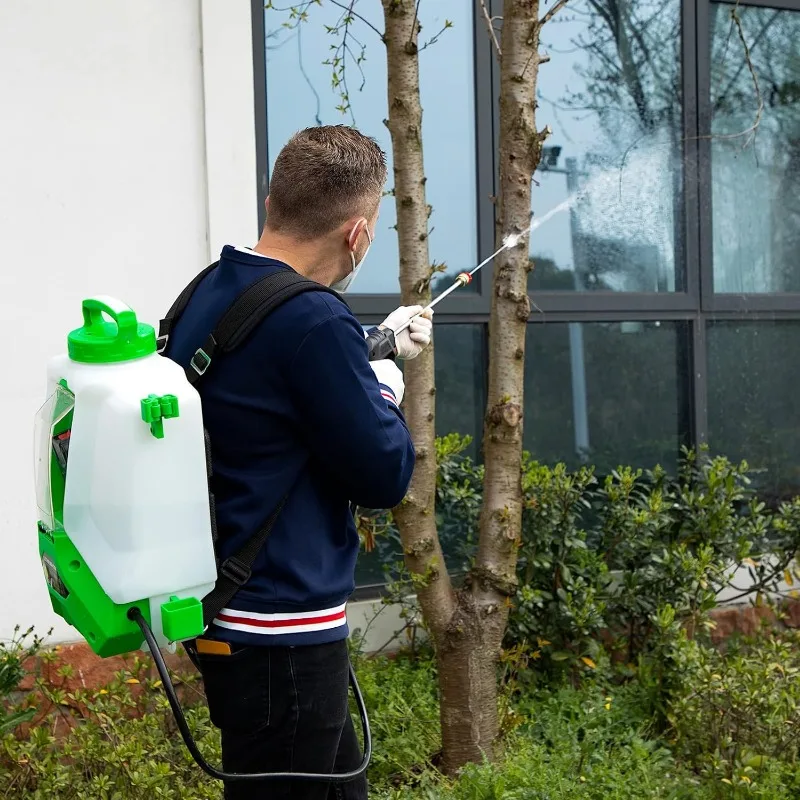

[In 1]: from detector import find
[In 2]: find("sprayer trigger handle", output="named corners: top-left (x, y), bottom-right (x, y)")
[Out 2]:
top-left (365, 327), bottom-right (397, 362)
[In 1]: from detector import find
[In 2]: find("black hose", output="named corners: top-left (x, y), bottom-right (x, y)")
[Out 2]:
top-left (129, 607), bottom-right (372, 784)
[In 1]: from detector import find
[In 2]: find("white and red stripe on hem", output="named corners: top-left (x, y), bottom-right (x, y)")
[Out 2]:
top-left (379, 384), bottom-right (398, 407)
top-left (212, 603), bottom-right (347, 635)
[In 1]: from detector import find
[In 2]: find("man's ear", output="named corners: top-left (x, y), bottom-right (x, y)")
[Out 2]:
top-left (347, 218), bottom-right (367, 250)
top-left (265, 195), bottom-right (270, 213)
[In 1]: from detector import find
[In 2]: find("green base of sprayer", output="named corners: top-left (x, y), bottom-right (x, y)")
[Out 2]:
top-left (38, 525), bottom-right (204, 659)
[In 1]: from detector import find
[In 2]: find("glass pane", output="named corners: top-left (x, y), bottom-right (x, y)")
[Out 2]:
top-left (710, 4), bottom-right (800, 293)
top-left (434, 324), bottom-right (484, 457)
top-left (264, 2), bottom-right (477, 295)
top-left (523, 321), bottom-right (687, 472)
top-left (354, 323), bottom-right (485, 588)
top-left (531, 0), bottom-right (683, 293)
top-left (708, 321), bottom-right (800, 499)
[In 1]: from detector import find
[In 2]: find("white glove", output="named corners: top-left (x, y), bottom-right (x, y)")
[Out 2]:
top-left (370, 358), bottom-right (405, 406)
top-left (381, 305), bottom-right (434, 360)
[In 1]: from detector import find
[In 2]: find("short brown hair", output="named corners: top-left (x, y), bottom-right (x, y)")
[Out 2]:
top-left (266, 125), bottom-right (387, 239)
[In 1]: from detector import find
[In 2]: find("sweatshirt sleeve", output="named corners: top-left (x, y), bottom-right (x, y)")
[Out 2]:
top-left (287, 311), bottom-right (416, 510)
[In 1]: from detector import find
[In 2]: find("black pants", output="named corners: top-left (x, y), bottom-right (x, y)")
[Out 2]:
top-left (195, 639), bottom-right (368, 800)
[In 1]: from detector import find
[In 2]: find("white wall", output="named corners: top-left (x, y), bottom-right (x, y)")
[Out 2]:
top-left (0, 0), bottom-right (258, 644)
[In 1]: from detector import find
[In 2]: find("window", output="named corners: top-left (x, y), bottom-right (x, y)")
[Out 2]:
top-left (710, 3), bottom-right (800, 294)
top-left (532, 0), bottom-right (684, 294)
top-left (263, 1), bottom-right (478, 294)
top-left (253, 0), bottom-right (800, 595)
top-left (524, 321), bottom-right (688, 472)
top-left (353, 323), bottom-right (486, 588)
top-left (707, 321), bottom-right (800, 500)
top-left (434, 325), bottom-right (485, 457)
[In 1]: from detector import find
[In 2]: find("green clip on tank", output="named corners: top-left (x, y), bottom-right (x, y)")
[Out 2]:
top-left (35, 297), bottom-right (217, 658)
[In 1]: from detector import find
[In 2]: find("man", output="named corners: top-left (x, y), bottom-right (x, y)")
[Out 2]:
top-left (163, 125), bottom-right (432, 799)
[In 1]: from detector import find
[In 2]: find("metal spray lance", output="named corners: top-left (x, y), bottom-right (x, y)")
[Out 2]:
top-left (365, 232), bottom-right (524, 361)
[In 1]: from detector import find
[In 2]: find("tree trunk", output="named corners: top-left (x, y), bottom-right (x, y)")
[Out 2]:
top-left (437, 593), bottom-right (499, 770)
top-left (381, 0), bottom-right (455, 641)
top-left (468, 0), bottom-right (550, 760)
top-left (381, 0), bottom-right (558, 776)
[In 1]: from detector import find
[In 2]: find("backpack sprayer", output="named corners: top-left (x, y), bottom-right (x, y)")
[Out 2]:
top-left (33, 237), bottom-right (520, 786)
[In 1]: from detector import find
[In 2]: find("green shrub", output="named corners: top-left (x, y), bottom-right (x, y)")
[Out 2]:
top-left (0, 625), bottom-right (48, 737)
top-left (351, 649), bottom-right (441, 787)
top-left (668, 626), bottom-right (800, 789)
top-left (511, 448), bottom-right (800, 672)
top-left (397, 439), bottom-right (800, 676)
top-left (0, 651), bottom-right (220, 799)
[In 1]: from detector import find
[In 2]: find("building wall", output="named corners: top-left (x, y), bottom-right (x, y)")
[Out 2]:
top-left (0, 0), bottom-right (258, 645)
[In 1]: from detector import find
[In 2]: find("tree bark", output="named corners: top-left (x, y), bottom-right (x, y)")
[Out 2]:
top-left (381, 0), bottom-right (455, 642)
top-left (381, 0), bottom-right (558, 776)
top-left (464, 0), bottom-right (549, 762)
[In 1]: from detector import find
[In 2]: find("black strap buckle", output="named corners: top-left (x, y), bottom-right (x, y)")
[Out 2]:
top-left (156, 334), bottom-right (169, 354)
top-left (220, 557), bottom-right (251, 586)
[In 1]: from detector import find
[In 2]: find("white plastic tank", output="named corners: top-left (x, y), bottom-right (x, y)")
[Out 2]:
top-left (43, 296), bottom-right (217, 646)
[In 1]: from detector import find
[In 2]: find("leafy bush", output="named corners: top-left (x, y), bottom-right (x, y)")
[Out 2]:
top-left (0, 625), bottom-right (48, 737)
top-left (5, 629), bottom-right (800, 799)
top-left (512, 448), bottom-right (800, 671)
top-left (668, 626), bottom-right (800, 789)
top-left (1, 650), bottom-right (219, 799)
top-left (394, 438), bottom-right (800, 676)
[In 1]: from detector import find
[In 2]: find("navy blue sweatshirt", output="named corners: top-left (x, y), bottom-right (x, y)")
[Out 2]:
top-left (163, 245), bottom-right (415, 646)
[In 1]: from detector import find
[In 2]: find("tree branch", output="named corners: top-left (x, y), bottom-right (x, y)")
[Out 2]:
top-left (479, 0), bottom-right (501, 58)
top-left (408, 0), bottom-right (421, 49)
top-left (328, 0), bottom-right (385, 40)
top-left (541, 0), bottom-right (572, 27)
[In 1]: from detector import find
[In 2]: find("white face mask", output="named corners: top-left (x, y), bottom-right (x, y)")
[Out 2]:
top-left (331, 226), bottom-right (372, 293)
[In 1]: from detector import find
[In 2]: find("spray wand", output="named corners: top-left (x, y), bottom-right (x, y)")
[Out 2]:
top-left (365, 232), bottom-right (524, 361)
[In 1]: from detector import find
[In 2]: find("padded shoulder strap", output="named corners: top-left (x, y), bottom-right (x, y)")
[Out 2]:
top-left (157, 261), bottom-right (219, 353)
top-left (185, 269), bottom-right (340, 385)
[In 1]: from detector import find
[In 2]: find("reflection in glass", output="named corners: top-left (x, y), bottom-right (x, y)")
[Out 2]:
top-left (264, 2), bottom-right (477, 295)
top-left (710, 4), bottom-right (800, 293)
top-left (708, 322), bottom-right (800, 501)
top-left (524, 321), bottom-right (687, 472)
top-left (354, 324), bottom-right (485, 587)
top-left (531, 0), bottom-right (683, 293)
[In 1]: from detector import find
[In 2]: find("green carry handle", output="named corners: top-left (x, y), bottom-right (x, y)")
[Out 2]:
top-left (81, 296), bottom-right (140, 339)
top-left (68, 295), bottom-right (157, 364)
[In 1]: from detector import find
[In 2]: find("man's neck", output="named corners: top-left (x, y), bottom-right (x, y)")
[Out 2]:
top-left (252, 232), bottom-right (335, 286)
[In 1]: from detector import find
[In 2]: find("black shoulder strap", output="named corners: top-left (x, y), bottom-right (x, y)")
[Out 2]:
top-left (184, 269), bottom-right (340, 385)
top-left (157, 261), bottom-right (219, 354)
top-left (158, 265), bottom-right (341, 629)
top-left (201, 494), bottom-right (288, 628)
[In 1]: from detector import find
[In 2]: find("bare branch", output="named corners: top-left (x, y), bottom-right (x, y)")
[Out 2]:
top-left (479, 0), bottom-right (501, 58)
top-left (699, 2), bottom-right (764, 148)
top-left (540, 0), bottom-right (572, 27)
top-left (327, 0), bottom-right (385, 40)
top-left (418, 20), bottom-right (454, 52)
top-left (408, 0), bottom-right (421, 49)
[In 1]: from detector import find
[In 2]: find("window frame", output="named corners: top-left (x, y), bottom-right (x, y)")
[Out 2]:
top-left (697, 0), bottom-right (800, 312)
top-left (251, 0), bottom-right (800, 591)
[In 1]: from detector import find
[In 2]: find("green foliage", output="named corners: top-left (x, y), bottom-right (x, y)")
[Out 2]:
top-left (4, 628), bottom-right (800, 798)
top-left (0, 651), bottom-right (219, 799)
top-left (509, 448), bottom-right (800, 673)
top-left (351, 650), bottom-right (440, 787)
top-left (669, 627), bottom-right (800, 790)
top-left (0, 625), bottom-right (48, 737)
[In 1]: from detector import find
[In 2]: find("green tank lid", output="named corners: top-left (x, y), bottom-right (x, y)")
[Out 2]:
top-left (68, 296), bottom-right (157, 364)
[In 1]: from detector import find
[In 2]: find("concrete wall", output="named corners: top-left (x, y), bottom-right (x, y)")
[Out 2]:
top-left (0, 0), bottom-right (258, 645)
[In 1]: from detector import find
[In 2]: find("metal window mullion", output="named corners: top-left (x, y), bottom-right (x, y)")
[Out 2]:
top-left (690, 316), bottom-right (709, 447)
top-left (251, 0), bottom-right (268, 233)
top-left (683, 0), bottom-right (702, 305)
